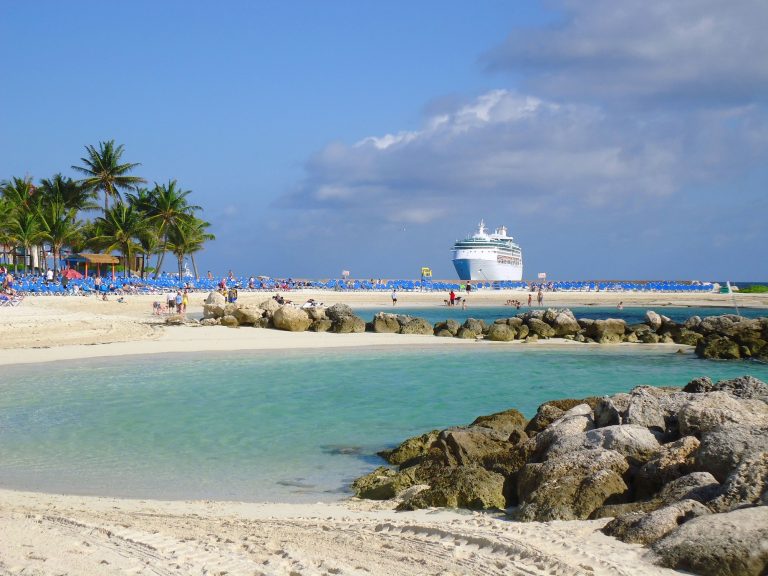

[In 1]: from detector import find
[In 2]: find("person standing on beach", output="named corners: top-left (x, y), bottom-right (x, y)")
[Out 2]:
top-left (449, 290), bottom-right (456, 306)
top-left (537, 289), bottom-right (543, 306)
top-left (527, 293), bottom-right (532, 307)
top-left (391, 289), bottom-right (397, 306)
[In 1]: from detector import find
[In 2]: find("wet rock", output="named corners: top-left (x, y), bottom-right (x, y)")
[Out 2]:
top-left (696, 336), bottom-right (741, 359)
top-left (652, 507), bottom-right (768, 576)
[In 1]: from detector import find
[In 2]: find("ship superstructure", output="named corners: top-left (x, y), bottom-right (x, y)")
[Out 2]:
top-left (451, 220), bottom-right (523, 281)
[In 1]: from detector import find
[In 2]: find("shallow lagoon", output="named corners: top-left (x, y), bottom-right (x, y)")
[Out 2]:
top-left (1, 346), bottom-right (767, 502)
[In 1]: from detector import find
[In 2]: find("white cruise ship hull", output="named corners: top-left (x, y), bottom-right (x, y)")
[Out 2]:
top-left (453, 256), bottom-right (523, 281)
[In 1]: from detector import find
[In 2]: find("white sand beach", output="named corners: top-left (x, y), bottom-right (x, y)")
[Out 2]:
top-left (0, 290), bottom-right (765, 575)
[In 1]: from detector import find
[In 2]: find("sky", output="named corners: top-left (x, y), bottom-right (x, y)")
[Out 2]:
top-left (1, 0), bottom-right (766, 281)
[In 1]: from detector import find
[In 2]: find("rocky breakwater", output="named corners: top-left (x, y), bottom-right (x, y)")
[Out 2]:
top-left (353, 375), bottom-right (768, 576)
top-left (200, 292), bottom-right (367, 334)
top-left (424, 308), bottom-right (768, 361)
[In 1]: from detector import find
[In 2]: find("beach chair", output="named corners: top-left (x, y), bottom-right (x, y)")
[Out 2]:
top-left (0, 293), bottom-right (24, 306)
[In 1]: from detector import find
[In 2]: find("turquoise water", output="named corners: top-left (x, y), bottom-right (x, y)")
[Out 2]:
top-left (1, 347), bottom-right (767, 503)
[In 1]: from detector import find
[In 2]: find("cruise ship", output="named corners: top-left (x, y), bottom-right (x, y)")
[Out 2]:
top-left (451, 220), bottom-right (523, 281)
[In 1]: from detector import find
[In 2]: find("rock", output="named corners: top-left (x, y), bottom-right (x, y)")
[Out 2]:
top-left (645, 311), bottom-right (663, 331)
top-left (683, 376), bottom-right (714, 393)
top-left (529, 404), bottom-right (595, 459)
top-left (526, 318), bottom-right (555, 339)
top-left (546, 424), bottom-right (660, 466)
top-left (678, 392), bottom-right (768, 436)
top-left (272, 306), bottom-right (312, 332)
top-left (652, 506), bottom-right (768, 576)
top-left (549, 311), bottom-right (581, 337)
top-left (308, 319), bottom-right (332, 332)
top-left (696, 425), bottom-right (768, 483)
top-left (584, 319), bottom-right (627, 344)
top-left (516, 448), bottom-right (630, 521)
top-left (203, 291), bottom-right (227, 319)
top-left (524, 404), bottom-right (565, 436)
top-left (594, 393), bottom-right (631, 427)
top-left (200, 317), bottom-right (220, 326)
top-left (352, 466), bottom-right (418, 500)
top-left (258, 298), bottom-right (281, 315)
top-left (305, 307), bottom-right (327, 321)
top-left (696, 336), bottom-right (741, 359)
top-left (433, 319), bottom-right (460, 336)
top-left (635, 436), bottom-right (701, 499)
top-left (164, 314), bottom-right (186, 325)
top-left (657, 472), bottom-right (720, 504)
top-left (675, 328), bottom-right (704, 346)
top-left (592, 499), bottom-right (664, 519)
top-left (220, 315), bottom-right (239, 327)
top-left (486, 323), bottom-right (516, 341)
top-left (625, 387), bottom-right (666, 433)
top-left (602, 499), bottom-right (711, 545)
top-left (516, 324), bottom-right (530, 339)
top-left (434, 329), bottom-right (453, 337)
top-left (432, 427), bottom-right (511, 467)
top-left (462, 318), bottom-right (486, 334)
top-left (232, 305), bottom-right (264, 325)
top-left (332, 315), bottom-right (366, 333)
top-left (455, 327), bottom-right (477, 339)
top-left (524, 334), bottom-right (538, 343)
top-left (684, 315), bottom-right (702, 330)
top-left (397, 466), bottom-right (507, 511)
top-left (470, 408), bottom-right (527, 436)
top-left (325, 303), bottom-right (355, 322)
top-left (708, 451), bottom-right (768, 513)
top-left (711, 375), bottom-right (768, 402)
top-left (399, 317), bottom-right (433, 335)
top-left (378, 430), bottom-right (439, 467)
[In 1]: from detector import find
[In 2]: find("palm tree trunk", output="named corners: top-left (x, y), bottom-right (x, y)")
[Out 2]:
top-left (190, 253), bottom-right (199, 280)
top-left (177, 255), bottom-right (183, 280)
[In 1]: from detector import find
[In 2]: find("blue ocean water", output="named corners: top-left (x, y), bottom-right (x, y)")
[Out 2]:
top-left (360, 305), bottom-right (766, 326)
top-left (1, 347), bottom-right (767, 503)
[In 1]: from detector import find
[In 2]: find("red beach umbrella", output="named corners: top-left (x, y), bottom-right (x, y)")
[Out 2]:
top-left (62, 269), bottom-right (84, 280)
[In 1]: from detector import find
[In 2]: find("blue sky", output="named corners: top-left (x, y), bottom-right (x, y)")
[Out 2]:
top-left (1, 0), bottom-right (766, 280)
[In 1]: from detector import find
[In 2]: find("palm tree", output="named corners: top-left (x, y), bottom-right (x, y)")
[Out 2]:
top-left (39, 173), bottom-right (98, 215)
top-left (7, 211), bottom-right (44, 273)
top-left (72, 140), bottom-right (146, 211)
top-left (0, 197), bottom-right (15, 266)
top-left (92, 203), bottom-right (148, 277)
top-left (145, 180), bottom-right (200, 277)
top-left (37, 201), bottom-right (82, 274)
top-left (165, 217), bottom-right (215, 279)
top-left (1, 176), bottom-right (39, 213)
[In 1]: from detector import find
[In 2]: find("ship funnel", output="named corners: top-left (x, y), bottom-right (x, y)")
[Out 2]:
top-left (496, 225), bottom-right (507, 236)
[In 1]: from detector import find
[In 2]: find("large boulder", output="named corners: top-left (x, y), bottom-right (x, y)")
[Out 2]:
top-left (526, 318), bottom-right (555, 339)
top-left (625, 387), bottom-right (667, 433)
top-left (399, 317), bottom-right (433, 335)
top-left (678, 392), bottom-right (768, 436)
top-left (397, 466), bottom-right (507, 511)
top-left (657, 472), bottom-right (720, 504)
top-left (333, 315), bottom-right (366, 333)
top-left (707, 451), bottom-right (768, 513)
top-left (524, 403), bottom-right (565, 436)
top-left (455, 327), bottom-right (478, 339)
top-left (652, 506), bottom-right (768, 576)
top-left (432, 427), bottom-right (511, 467)
top-left (462, 318), bottom-right (486, 334)
top-left (470, 408), bottom-right (527, 437)
top-left (272, 306), bottom-right (312, 332)
top-left (309, 319), bottom-right (332, 332)
top-left (696, 336), bottom-right (741, 359)
top-left (352, 466), bottom-right (418, 500)
top-left (594, 393), bottom-right (631, 427)
top-left (203, 291), bottom-right (226, 319)
top-left (530, 403), bottom-right (595, 458)
top-left (696, 425), bottom-right (768, 483)
top-left (258, 298), bottom-right (281, 315)
top-left (516, 447), bottom-right (630, 521)
top-left (549, 310), bottom-right (580, 337)
top-left (711, 375), bottom-right (768, 402)
top-left (584, 319), bottom-right (627, 344)
top-left (232, 305), bottom-right (264, 325)
top-left (378, 430), bottom-right (439, 467)
top-left (602, 500), bottom-right (711, 546)
top-left (634, 436), bottom-right (701, 499)
top-left (433, 319), bottom-right (460, 337)
top-left (546, 424), bottom-right (660, 465)
top-left (486, 323), bottom-right (516, 341)
top-left (371, 312), bottom-right (400, 334)
top-left (220, 314), bottom-right (239, 327)
top-left (645, 311), bottom-right (663, 331)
